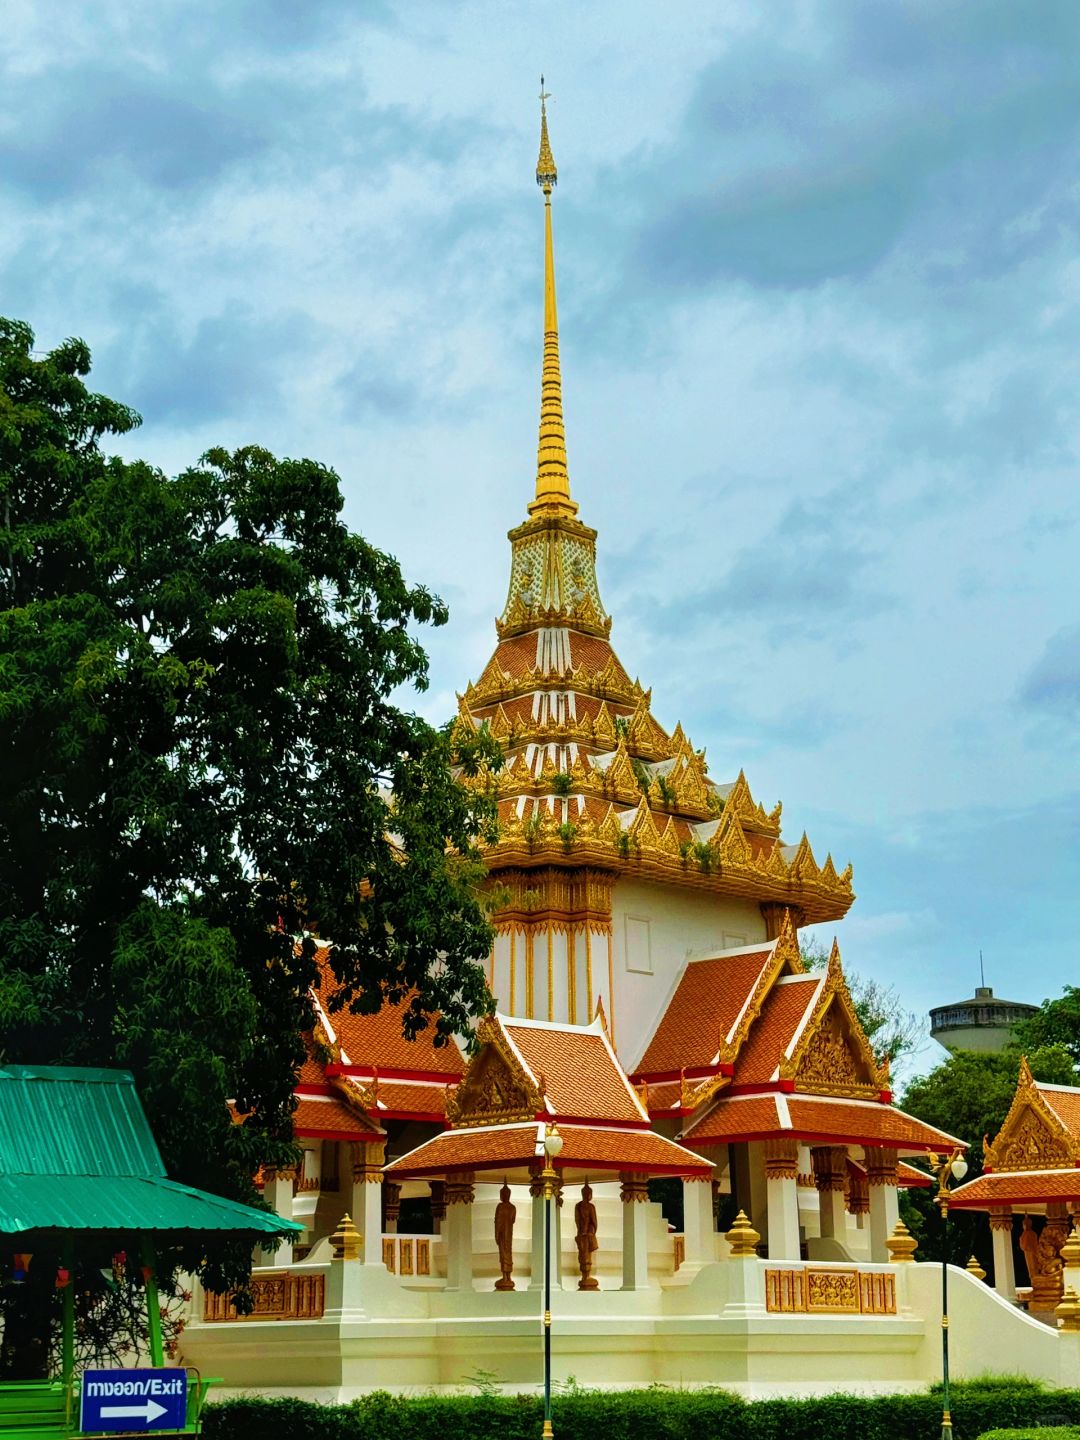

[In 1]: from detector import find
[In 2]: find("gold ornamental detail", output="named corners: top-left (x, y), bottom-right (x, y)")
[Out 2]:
top-left (203, 1271), bottom-right (325, 1322)
top-left (763, 1139), bottom-right (800, 1181)
top-left (445, 1016), bottom-right (545, 1129)
top-left (984, 1058), bottom-right (1080, 1173)
top-left (764, 1268), bottom-right (895, 1316)
top-left (782, 939), bottom-right (885, 1096)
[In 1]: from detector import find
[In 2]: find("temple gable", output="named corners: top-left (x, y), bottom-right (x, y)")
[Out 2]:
top-left (445, 1029), bottom-right (544, 1129)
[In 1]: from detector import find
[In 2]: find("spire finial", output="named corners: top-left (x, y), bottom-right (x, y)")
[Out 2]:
top-left (530, 80), bottom-right (577, 519)
top-left (536, 76), bottom-right (557, 194)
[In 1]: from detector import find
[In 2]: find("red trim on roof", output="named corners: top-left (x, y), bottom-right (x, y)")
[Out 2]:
top-left (292, 1126), bottom-right (384, 1144)
top-left (326, 1063), bottom-right (461, 1084)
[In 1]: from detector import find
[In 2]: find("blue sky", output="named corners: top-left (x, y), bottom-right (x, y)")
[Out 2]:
top-left (4, 1), bottom-right (1078, 1074)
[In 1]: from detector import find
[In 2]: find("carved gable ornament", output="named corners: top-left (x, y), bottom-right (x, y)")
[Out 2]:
top-left (984, 1059), bottom-right (1080, 1173)
top-left (445, 1022), bottom-right (543, 1130)
top-left (781, 941), bottom-right (884, 1097)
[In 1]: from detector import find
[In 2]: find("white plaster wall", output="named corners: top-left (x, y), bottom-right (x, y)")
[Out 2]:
top-left (609, 878), bottom-right (766, 1067)
top-left (183, 1257), bottom-right (1079, 1401)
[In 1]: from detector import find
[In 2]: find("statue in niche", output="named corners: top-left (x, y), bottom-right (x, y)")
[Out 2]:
top-left (1032, 1219), bottom-right (1067, 1308)
top-left (574, 1182), bottom-right (599, 1291)
top-left (494, 1182), bottom-right (517, 1291)
top-left (1019, 1214), bottom-right (1041, 1283)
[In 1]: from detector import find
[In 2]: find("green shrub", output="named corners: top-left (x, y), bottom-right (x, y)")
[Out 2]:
top-left (977, 1431), bottom-right (1080, 1440)
top-left (203, 1383), bottom-right (1080, 1440)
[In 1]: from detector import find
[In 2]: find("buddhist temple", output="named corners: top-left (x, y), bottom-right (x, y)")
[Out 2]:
top-left (453, 92), bottom-right (854, 1068)
top-left (180, 92), bottom-right (1080, 1401)
top-left (949, 1057), bottom-right (1080, 1315)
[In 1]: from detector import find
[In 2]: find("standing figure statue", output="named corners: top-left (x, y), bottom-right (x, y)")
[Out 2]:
top-left (1019, 1213), bottom-right (1041, 1285)
top-left (494, 1182), bottom-right (517, 1291)
top-left (575, 1182), bottom-right (599, 1290)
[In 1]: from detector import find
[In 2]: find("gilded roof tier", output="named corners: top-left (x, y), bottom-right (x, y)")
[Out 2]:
top-left (454, 98), bottom-right (854, 926)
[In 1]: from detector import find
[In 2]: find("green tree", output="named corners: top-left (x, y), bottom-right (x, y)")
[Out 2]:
top-left (798, 935), bottom-right (923, 1067)
top-left (1013, 986), bottom-right (1080, 1070)
top-left (0, 319), bottom-right (500, 1364)
top-left (898, 1045), bottom-right (1076, 1266)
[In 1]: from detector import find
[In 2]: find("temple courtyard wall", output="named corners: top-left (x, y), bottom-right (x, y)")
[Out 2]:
top-left (180, 1249), bottom-right (1076, 1402)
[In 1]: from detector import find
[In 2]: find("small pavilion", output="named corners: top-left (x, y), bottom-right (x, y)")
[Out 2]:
top-left (385, 1010), bottom-right (713, 1290)
top-left (949, 1057), bottom-right (1080, 1311)
top-left (634, 913), bottom-right (962, 1262)
top-left (0, 1065), bottom-right (299, 1433)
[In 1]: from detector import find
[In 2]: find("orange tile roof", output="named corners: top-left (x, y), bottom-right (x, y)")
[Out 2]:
top-left (645, 1080), bottom-right (684, 1113)
top-left (385, 1122), bottom-right (713, 1179)
top-left (731, 976), bottom-right (819, 1085)
top-left (313, 953), bottom-right (465, 1079)
top-left (568, 634), bottom-right (627, 678)
top-left (370, 1081), bottom-right (450, 1120)
top-left (636, 947), bottom-right (775, 1076)
top-left (681, 1094), bottom-right (784, 1140)
top-left (292, 1095), bottom-right (380, 1142)
top-left (685, 1093), bottom-right (963, 1153)
top-left (477, 635), bottom-right (547, 682)
top-left (1040, 1084), bottom-right (1080, 1140)
top-left (898, 1161), bottom-right (932, 1189)
top-left (949, 1169), bottom-right (1080, 1209)
top-left (501, 1019), bottom-right (644, 1123)
top-left (784, 1097), bottom-right (963, 1152)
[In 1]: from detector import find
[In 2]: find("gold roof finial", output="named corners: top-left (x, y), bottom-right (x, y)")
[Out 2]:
top-left (529, 77), bottom-right (577, 520)
top-left (536, 76), bottom-right (557, 193)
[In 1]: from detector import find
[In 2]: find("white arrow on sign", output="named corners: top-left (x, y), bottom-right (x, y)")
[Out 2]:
top-left (100, 1401), bottom-right (168, 1423)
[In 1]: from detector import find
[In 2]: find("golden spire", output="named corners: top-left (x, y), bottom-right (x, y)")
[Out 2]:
top-left (529, 77), bottom-right (577, 519)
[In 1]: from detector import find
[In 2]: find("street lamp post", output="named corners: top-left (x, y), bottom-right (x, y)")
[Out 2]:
top-left (932, 1148), bottom-right (969, 1440)
top-left (540, 1124), bottom-right (563, 1440)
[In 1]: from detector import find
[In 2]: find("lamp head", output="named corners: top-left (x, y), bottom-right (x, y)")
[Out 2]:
top-left (544, 1126), bottom-right (564, 1157)
top-left (950, 1156), bottom-right (968, 1181)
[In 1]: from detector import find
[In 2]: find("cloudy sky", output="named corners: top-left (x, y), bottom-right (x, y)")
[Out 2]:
top-left (4, 1), bottom-right (1077, 1073)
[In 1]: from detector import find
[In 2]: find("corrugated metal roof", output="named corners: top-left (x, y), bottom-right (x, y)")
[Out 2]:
top-left (0, 1067), bottom-right (165, 1178)
top-left (0, 1067), bottom-right (300, 1237)
top-left (0, 1175), bottom-right (299, 1235)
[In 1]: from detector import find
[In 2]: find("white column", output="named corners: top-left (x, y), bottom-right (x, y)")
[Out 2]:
top-left (764, 1140), bottom-right (801, 1260)
top-left (812, 1146), bottom-right (848, 1241)
top-left (990, 1210), bottom-right (1016, 1298)
top-left (621, 1175), bottom-right (651, 1290)
top-left (261, 1165), bottom-right (296, 1264)
top-left (444, 1176), bottom-right (476, 1291)
top-left (301, 1142), bottom-right (321, 1190)
top-left (682, 1176), bottom-right (716, 1267)
top-left (865, 1148), bottom-right (900, 1262)
top-left (350, 1143), bottom-right (386, 1267)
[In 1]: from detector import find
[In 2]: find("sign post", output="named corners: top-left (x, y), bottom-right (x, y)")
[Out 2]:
top-left (80, 1370), bottom-right (188, 1433)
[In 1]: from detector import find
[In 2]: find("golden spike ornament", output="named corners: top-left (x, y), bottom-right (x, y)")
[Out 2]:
top-left (530, 78), bottom-right (577, 519)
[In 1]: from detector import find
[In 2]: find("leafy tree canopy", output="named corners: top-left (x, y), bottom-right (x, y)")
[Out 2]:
top-left (1013, 986), bottom-right (1080, 1069)
top-left (0, 318), bottom-right (500, 1307)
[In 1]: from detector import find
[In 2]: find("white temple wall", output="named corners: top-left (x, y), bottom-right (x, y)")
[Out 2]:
top-left (185, 1254), bottom-right (1077, 1401)
top-left (492, 922), bottom-right (610, 1025)
top-left (609, 879), bottom-right (766, 1066)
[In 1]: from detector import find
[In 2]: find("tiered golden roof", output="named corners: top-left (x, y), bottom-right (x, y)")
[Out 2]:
top-left (455, 95), bottom-right (854, 928)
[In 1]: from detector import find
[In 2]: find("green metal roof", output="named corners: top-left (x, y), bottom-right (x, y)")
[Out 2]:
top-left (0, 1066), bottom-right (300, 1237)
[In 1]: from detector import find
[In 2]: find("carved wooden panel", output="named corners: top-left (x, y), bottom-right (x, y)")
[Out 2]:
top-left (399, 1239), bottom-right (414, 1276)
top-left (382, 1238), bottom-right (395, 1272)
top-left (203, 1271), bottom-right (325, 1322)
top-left (765, 1267), bottom-right (896, 1316)
top-left (417, 1239), bottom-right (431, 1276)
